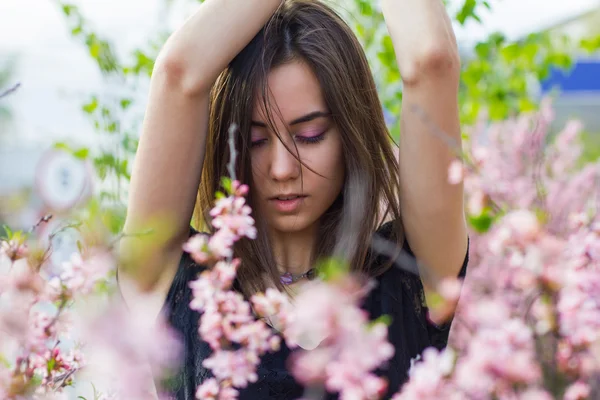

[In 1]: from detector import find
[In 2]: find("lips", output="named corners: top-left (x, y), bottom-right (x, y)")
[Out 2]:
top-left (270, 194), bottom-right (307, 201)
top-left (269, 194), bottom-right (307, 213)
top-left (274, 195), bottom-right (305, 201)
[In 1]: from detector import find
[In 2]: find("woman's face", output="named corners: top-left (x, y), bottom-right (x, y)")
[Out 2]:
top-left (250, 60), bottom-right (345, 235)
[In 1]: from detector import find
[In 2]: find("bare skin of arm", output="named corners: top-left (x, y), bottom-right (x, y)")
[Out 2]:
top-left (381, 0), bottom-right (468, 321)
top-left (118, 0), bottom-right (282, 319)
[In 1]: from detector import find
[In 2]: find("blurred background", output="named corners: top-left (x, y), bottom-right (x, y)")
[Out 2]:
top-left (1, 0), bottom-right (600, 234)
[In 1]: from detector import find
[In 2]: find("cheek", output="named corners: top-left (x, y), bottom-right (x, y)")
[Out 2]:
top-left (249, 158), bottom-right (269, 197)
top-left (250, 155), bottom-right (268, 178)
top-left (302, 138), bottom-right (345, 185)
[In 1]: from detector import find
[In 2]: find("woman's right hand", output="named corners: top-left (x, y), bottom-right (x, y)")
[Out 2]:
top-left (118, 0), bottom-right (282, 318)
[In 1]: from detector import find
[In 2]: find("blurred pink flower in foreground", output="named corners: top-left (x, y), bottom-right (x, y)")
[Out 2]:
top-left (287, 276), bottom-right (394, 399)
top-left (400, 100), bottom-right (600, 399)
top-left (0, 228), bottom-right (182, 399)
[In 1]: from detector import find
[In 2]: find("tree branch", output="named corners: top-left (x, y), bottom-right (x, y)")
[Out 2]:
top-left (0, 83), bottom-right (21, 99)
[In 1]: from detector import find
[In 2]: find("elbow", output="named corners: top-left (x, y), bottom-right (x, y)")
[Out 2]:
top-left (401, 46), bottom-right (461, 86)
top-left (154, 49), bottom-right (211, 97)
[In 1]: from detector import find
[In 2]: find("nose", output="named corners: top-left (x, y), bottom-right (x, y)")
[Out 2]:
top-left (269, 138), bottom-right (300, 182)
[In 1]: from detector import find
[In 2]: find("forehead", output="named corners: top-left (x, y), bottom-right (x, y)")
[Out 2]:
top-left (253, 61), bottom-right (328, 122)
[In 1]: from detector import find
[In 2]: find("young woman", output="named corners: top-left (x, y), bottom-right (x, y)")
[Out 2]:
top-left (118, 0), bottom-right (469, 398)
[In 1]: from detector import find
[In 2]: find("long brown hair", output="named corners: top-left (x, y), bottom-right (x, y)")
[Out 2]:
top-left (196, 0), bottom-right (403, 297)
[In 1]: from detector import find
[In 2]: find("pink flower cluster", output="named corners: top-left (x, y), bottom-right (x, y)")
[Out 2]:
top-left (398, 101), bottom-right (600, 398)
top-left (183, 181), bottom-right (256, 264)
top-left (184, 179), bottom-right (287, 400)
top-left (184, 177), bottom-right (401, 399)
top-left (286, 276), bottom-right (395, 399)
top-left (0, 237), bottom-right (93, 398)
top-left (77, 300), bottom-right (182, 400)
top-left (0, 224), bottom-right (180, 399)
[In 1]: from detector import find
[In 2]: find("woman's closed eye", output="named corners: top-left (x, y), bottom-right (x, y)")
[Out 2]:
top-left (295, 129), bottom-right (326, 144)
top-left (250, 129), bottom-right (328, 148)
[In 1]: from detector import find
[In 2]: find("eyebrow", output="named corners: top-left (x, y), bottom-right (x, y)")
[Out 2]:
top-left (251, 111), bottom-right (331, 128)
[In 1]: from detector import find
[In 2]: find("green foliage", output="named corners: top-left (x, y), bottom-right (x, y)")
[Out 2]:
top-left (579, 130), bottom-right (600, 165)
top-left (460, 32), bottom-right (576, 125)
top-left (57, 1), bottom-right (165, 214)
top-left (454, 0), bottom-right (492, 25)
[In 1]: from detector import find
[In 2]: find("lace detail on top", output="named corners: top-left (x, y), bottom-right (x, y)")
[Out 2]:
top-left (161, 221), bottom-right (469, 399)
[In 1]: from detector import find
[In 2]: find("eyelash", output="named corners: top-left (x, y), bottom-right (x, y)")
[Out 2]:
top-left (251, 131), bottom-right (326, 148)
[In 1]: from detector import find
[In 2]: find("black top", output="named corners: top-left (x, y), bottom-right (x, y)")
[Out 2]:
top-left (161, 221), bottom-right (469, 399)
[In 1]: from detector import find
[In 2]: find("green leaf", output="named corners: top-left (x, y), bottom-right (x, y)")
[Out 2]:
top-left (220, 177), bottom-right (233, 194)
top-left (47, 357), bottom-right (56, 374)
top-left (467, 210), bottom-right (494, 233)
top-left (61, 3), bottom-right (76, 16)
top-left (2, 225), bottom-right (12, 239)
top-left (500, 43), bottom-right (521, 62)
top-left (315, 257), bottom-right (349, 282)
top-left (73, 147), bottom-right (90, 159)
top-left (120, 98), bottom-right (132, 110)
top-left (369, 314), bottom-right (392, 328)
top-left (82, 97), bottom-right (98, 114)
top-left (580, 35), bottom-right (600, 53)
top-left (107, 121), bottom-right (118, 133)
top-left (71, 25), bottom-right (83, 36)
top-left (54, 141), bottom-right (72, 152)
top-left (455, 0), bottom-right (478, 25)
top-left (0, 353), bottom-right (11, 368)
top-left (122, 135), bottom-right (139, 153)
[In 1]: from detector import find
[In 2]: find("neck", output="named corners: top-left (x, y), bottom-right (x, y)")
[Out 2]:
top-left (270, 224), bottom-right (319, 276)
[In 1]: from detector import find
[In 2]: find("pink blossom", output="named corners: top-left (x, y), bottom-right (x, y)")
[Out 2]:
top-left (287, 278), bottom-right (394, 399)
top-left (185, 184), bottom-right (283, 396)
top-left (518, 388), bottom-right (554, 400)
top-left (202, 350), bottom-right (259, 388)
top-left (447, 159), bottom-right (465, 184)
top-left (78, 303), bottom-right (182, 399)
top-left (290, 348), bottom-right (333, 385)
top-left (184, 234), bottom-right (211, 264)
top-left (58, 250), bottom-right (114, 296)
top-left (397, 347), bottom-right (456, 399)
top-left (564, 381), bottom-right (591, 400)
top-left (209, 194), bottom-right (256, 240)
top-left (208, 228), bottom-right (237, 259)
top-left (196, 378), bottom-right (222, 399)
top-left (427, 277), bottom-right (463, 324)
top-left (0, 238), bottom-right (29, 261)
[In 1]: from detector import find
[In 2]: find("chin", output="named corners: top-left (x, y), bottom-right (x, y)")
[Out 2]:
top-left (268, 215), bottom-right (317, 234)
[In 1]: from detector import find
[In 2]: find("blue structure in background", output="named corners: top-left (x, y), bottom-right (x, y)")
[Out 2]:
top-left (540, 60), bottom-right (600, 94)
top-left (539, 58), bottom-right (600, 133)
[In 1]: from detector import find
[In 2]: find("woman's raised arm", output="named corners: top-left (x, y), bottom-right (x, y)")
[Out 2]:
top-left (381, 0), bottom-right (468, 319)
top-left (119, 0), bottom-right (282, 302)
